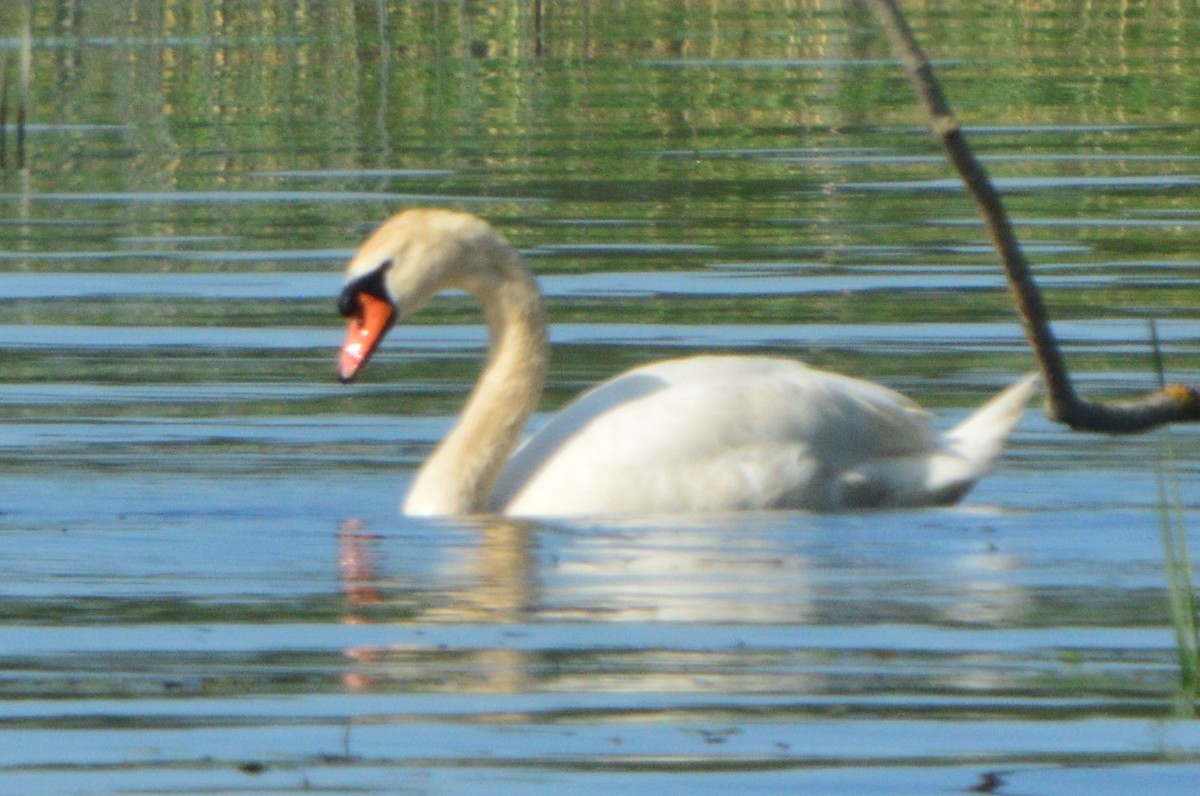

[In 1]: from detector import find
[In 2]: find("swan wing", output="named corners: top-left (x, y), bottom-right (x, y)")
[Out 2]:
top-left (491, 356), bottom-right (947, 516)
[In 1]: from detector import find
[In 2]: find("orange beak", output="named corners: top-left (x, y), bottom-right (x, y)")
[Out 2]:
top-left (339, 292), bottom-right (396, 383)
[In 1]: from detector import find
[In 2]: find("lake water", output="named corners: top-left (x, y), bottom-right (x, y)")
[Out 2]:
top-left (4, 2), bottom-right (1200, 793)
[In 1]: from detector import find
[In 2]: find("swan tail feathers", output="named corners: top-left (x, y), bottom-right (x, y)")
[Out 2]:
top-left (846, 372), bottom-right (1040, 508)
top-left (944, 372), bottom-right (1039, 471)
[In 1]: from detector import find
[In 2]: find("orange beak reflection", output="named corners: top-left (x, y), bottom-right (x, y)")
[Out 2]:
top-left (339, 292), bottom-right (396, 383)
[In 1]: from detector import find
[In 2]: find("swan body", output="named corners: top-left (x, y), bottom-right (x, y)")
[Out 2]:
top-left (338, 209), bottom-right (1036, 518)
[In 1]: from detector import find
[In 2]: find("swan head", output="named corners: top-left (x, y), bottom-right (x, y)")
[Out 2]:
top-left (337, 209), bottom-right (520, 383)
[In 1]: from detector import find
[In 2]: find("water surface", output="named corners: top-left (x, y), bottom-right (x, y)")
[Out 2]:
top-left (3, 2), bottom-right (1200, 793)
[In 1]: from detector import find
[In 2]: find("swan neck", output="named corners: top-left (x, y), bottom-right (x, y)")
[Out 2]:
top-left (405, 260), bottom-right (548, 515)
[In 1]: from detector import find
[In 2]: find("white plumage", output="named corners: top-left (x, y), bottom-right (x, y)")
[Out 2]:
top-left (337, 209), bottom-right (1036, 518)
top-left (494, 356), bottom-right (1035, 514)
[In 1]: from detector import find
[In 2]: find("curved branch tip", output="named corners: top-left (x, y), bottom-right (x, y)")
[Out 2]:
top-left (1165, 384), bottom-right (1200, 419)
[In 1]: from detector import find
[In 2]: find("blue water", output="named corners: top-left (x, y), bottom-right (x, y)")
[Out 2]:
top-left (4, 2), bottom-right (1200, 793)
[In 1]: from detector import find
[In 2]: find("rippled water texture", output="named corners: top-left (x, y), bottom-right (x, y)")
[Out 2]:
top-left (3, 2), bottom-right (1200, 793)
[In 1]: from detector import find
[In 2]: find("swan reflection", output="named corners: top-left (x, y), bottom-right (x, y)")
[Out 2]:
top-left (337, 512), bottom-right (1034, 695)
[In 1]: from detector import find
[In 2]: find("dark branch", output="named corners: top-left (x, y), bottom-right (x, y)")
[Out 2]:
top-left (862, 0), bottom-right (1200, 433)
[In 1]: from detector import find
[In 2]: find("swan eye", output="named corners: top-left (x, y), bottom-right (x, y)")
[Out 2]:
top-left (338, 260), bottom-right (393, 317)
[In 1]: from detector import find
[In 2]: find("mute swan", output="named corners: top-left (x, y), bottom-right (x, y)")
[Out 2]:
top-left (338, 209), bottom-right (1036, 517)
